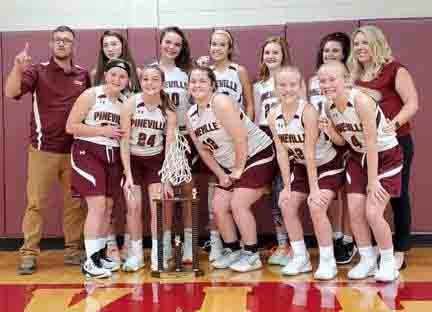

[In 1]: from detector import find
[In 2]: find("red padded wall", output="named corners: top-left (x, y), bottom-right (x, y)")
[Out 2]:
top-left (127, 28), bottom-right (158, 66)
top-left (0, 32), bottom-right (4, 236)
top-left (2, 31), bottom-right (62, 237)
top-left (359, 18), bottom-right (432, 233)
top-left (182, 28), bottom-right (213, 62)
top-left (285, 21), bottom-right (358, 82)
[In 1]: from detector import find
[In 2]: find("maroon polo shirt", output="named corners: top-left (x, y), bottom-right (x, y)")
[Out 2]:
top-left (356, 61), bottom-right (411, 137)
top-left (14, 58), bottom-right (91, 153)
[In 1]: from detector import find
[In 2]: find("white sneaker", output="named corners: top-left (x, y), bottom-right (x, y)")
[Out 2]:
top-left (281, 254), bottom-right (312, 276)
top-left (209, 237), bottom-right (223, 262)
top-left (229, 251), bottom-right (262, 272)
top-left (122, 256), bottom-right (145, 272)
top-left (348, 257), bottom-right (377, 280)
top-left (151, 246), bottom-right (168, 271)
top-left (211, 248), bottom-right (242, 269)
top-left (182, 235), bottom-right (193, 264)
top-left (314, 259), bottom-right (337, 280)
top-left (82, 258), bottom-right (112, 279)
top-left (268, 245), bottom-right (292, 266)
top-left (374, 262), bottom-right (399, 282)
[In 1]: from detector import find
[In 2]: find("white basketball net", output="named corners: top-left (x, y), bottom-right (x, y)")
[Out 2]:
top-left (159, 129), bottom-right (192, 186)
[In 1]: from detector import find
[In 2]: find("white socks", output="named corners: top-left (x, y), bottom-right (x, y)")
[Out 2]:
top-left (291, 240), bottom-right (307, 257)
top-left (85, 238), bottom-right (106, 259)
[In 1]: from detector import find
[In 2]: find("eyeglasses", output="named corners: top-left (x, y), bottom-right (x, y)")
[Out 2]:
top-left (52, 37), bottom-right (74, 45)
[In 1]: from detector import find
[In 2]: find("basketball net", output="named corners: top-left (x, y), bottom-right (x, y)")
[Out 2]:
top-left (159, 129), bottom-right (192, 186)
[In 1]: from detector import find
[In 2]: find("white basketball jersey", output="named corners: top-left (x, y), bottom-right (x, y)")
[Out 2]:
top-left (163, 66), bottom-right (190, 134)
top-left (129, 93), bottom-right (166, 157)
top-left (187, 96), bottom-right (272, 169)
top-left (274, 99), bottom-right (336, 166)
top-left (328, 88), bottom-right (398, 153)
top-left (213, 64), bottom-right (244, 110)
top-left (76, 85), bottom-right (126, 147)
top-left (254, 77), bottom-right (279, 126)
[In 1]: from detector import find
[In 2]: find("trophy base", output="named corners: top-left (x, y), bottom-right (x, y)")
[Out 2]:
top-left (151, 268), bottom-right (204, 279)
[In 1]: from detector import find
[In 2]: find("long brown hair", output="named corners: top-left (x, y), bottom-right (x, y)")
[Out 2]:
top-left (141, 64), bottom-right (176, 116)
top-left (258, 36), bottom-right (292, 82)
top-left (95, 30), bottom-right (141, 92)
top-left (316, 32), bottom-right (351, 70)
top-left (160, 27), bottom-right (193, 73)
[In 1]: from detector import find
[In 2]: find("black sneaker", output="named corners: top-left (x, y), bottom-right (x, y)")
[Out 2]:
top-left (336, 242), bottom-right (358, 265)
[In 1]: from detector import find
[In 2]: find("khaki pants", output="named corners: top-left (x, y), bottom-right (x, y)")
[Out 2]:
top-left (19, 146), bottom-right (86, 257)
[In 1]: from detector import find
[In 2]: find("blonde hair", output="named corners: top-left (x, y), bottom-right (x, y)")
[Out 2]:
top-left (348, 25), bottom-right (393, 81)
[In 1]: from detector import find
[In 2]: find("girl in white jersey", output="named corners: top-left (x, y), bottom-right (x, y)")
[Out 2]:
top-left (254, 36), bottom-right (293, 266)
top-left (309, 32), bottom-right (357, 265)
top-left (207, 29), bottom-right (254, 119)
top-left (186, 66), bottom-right (274, 273)
top-left (198, 29), bottom-right (255, 262)
top-left (120, 65), bottom-right (176, 272)
top-left (157, 26), bottom-right (196, 263)
top-left (92, 30), bottom-right (142, 264)
top-left (66, 59), bottom-right (131, 279)
top-left (318, 61), bottom-right (403, 282)
top-left (268, 66), bottom-right (345, 280)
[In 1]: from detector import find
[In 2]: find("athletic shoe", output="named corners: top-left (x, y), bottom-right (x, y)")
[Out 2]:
top-left (211, 248), bottom-right (242, 269)
top-left (229, 251), bottom-right (262, 272)
top-left (314, 259), bottom-right (337, 280)
top-left (99, 246), bottom-right (120, 272)
top-left (348, 257), bottom-right (377, 280)
top-left (17, 257), bottom-right (37, 275)
top-left (374, 262), bottom-right (400, 282)
top-left (122, 256), bottom-right (145, 272)
top-left (82, 257), bottom-right (112, 279)
top-left (336, 242), bottom-right (358, 265)
top-left (281, 253), bottom-right (312, 276)
top-left (268, 245), bottom-right (292, 266)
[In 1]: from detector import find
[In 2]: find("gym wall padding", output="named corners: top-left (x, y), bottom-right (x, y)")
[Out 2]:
top-left (127, 28), bottom-right (158, 67)
top-left (359, 18), bottom-right (432, 233)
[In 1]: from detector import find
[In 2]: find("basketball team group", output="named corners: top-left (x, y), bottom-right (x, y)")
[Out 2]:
top-left (4, 24), bottom-right (418, 282)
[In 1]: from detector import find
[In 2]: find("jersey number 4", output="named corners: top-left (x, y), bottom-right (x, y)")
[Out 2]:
top-left (202, 137), bottom-right (219, 151)
top-left (138, 133), bottom-right (156, 147)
